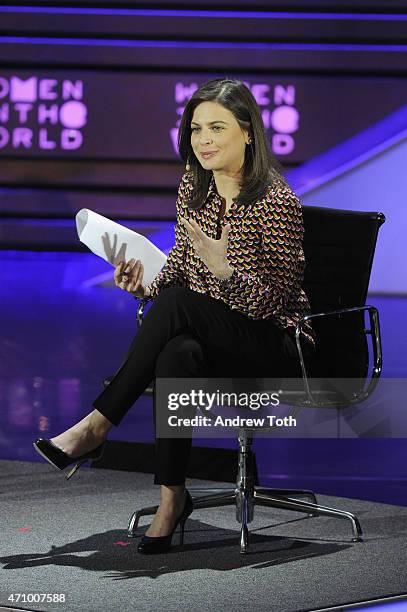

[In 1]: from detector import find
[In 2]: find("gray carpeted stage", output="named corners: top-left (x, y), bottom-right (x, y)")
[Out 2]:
top-left (1, 459), bottom-right (406, 612)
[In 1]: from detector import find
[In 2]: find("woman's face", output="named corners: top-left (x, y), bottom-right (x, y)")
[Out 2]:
top-left (190, 101), bottom-right (250, 176)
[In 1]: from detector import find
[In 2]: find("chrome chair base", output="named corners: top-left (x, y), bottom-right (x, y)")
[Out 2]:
top-left (127, 430), bottom-right (363, 554)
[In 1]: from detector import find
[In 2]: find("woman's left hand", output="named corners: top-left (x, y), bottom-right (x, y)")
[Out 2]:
top-left (179, 217), bottom-right (234, 279)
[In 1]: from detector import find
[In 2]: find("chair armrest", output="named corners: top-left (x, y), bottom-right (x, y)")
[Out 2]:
top-left (294, 305), bottom-right (382, 406)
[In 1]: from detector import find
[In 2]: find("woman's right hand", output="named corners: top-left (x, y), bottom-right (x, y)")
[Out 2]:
top-left (114, 259), bottom-right (151, 299)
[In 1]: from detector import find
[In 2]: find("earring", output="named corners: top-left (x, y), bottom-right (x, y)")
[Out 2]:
top-left (185, 157), bottom-right (191, 171)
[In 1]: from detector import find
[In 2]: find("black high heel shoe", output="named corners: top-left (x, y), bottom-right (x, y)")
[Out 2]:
top-left (33, 438), bottom-right (106, 480)
top-left (137, 489), bottom-right (194, 555)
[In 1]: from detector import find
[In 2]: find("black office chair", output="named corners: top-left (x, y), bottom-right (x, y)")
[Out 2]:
top-left (104, 205), bottom-right (385, 553)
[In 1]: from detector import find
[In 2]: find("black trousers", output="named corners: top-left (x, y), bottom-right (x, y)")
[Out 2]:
top-left (93, 286), bottom-right (313, 485)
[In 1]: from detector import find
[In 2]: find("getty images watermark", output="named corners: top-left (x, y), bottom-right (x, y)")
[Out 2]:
top-left (155, 378), bottom-right (300, 438)
top-left (166, 388), bottom-right (295, 429)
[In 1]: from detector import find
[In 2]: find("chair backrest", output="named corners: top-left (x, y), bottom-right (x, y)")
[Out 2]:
top-left (301, 205), bottom-right (385, 379)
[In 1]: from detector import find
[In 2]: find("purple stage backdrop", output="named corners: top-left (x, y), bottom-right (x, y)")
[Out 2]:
top-left (0, 71), bottom-right (406, 163)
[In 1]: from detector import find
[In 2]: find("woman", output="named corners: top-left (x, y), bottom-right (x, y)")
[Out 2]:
top-left (33, 78), bottom-right (316, 555)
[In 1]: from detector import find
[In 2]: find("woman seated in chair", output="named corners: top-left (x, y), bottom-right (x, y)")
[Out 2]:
top-left (33, 78), bottom-right (316, 555)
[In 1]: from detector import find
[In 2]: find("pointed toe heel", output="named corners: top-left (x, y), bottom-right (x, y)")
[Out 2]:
top-left (137, 490), bottom-right (193, 555)
top-left (33, 438), bottom-right (106, 480)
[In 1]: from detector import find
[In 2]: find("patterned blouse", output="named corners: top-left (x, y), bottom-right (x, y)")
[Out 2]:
top-left (145, 170), bottom-right (316, 348)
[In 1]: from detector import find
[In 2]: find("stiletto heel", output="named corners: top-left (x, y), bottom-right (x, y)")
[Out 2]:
top-left (33, 437), bottom-right (106, 479)
top-left (137, 489), bottom-right (193, 555)
top-left (65, 459), bottom-right (88, 480)
top-left (179, 516), bottom-right (187, 546)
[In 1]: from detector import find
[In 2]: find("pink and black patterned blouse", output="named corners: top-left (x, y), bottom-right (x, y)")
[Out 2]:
top-left (145, 171), bottom-right (316, 348)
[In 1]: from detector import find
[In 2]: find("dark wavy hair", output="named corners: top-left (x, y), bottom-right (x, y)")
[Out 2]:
top-left (178, 78), bottom-right (287, 211)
